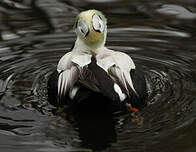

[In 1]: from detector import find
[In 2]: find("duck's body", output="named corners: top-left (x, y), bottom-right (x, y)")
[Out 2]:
top-left (48, 10), bottom-right (147, 109)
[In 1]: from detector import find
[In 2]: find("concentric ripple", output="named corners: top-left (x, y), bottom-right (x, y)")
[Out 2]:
top-left (0, 0), bottom-right (196, 152)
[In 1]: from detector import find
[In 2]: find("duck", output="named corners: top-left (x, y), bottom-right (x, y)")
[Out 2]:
top-left (48, 9), bottom-right (147, 111)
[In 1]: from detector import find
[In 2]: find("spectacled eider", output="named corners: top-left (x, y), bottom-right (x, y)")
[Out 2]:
top-left (48, 9), bottom-right (147, 111)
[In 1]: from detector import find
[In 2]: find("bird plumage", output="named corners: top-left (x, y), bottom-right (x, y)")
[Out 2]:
top-left (48, 9), bottom-right (147, 108)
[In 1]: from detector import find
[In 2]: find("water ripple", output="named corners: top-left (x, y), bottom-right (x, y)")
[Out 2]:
top-left (0, 0), bottom-right (196, 152)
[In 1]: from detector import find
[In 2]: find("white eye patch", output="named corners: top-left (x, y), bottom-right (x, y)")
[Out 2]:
top-left (92, 14), bottom-right (104, 33)
top-left (77, 18), bottom-right (89, 37)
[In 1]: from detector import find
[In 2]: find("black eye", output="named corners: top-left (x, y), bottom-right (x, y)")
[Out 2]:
top-left (81, 29), bottom-right (85, 34)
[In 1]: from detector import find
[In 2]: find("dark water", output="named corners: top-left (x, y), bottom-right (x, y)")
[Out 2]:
top-left (0, 0), bottom-right (196, 151)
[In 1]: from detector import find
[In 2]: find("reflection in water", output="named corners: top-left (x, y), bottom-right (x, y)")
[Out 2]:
top-left (47, 107), bottom-right (119, 151)
top-left (0, 0), bottom-right (196, 152)
top-left (46, 95), bottom-right (144, 151)
top-left (70, 98), bottom-right (124, 151)
top-left (76, 113), bottom-right (117, 150)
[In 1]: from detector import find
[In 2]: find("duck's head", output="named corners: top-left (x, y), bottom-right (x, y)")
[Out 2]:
top-left (74, 9), bottom-right (107, 49)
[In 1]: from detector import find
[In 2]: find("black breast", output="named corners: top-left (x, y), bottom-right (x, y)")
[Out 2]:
top-left (86, 56), bottom-right (120, 102)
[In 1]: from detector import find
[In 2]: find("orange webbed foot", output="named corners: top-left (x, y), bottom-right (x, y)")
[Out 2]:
top-left (126, 103), bottom-right (143, 125)
top-left (126, 103), bottom-right (139, 113)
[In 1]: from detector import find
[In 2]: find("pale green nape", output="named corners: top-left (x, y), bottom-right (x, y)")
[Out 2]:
top-left (73, 9), bottom-right (107, 49)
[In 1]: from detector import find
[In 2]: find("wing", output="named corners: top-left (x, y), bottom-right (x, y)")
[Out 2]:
top-left (58, 66), bottom-right (79, 99)
top-left (57, 51), bottom-right (92, 100)
top-left (57, 52), bottom-right (79, 100)
top-left (96, 50), bottom-right (138, 99)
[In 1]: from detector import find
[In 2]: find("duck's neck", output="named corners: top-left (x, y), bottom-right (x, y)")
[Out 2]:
top-left (74, 38), bottom-right (105, 55)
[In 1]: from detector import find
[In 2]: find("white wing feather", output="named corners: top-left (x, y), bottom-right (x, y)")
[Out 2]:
top-left (96, 49), bottom-right (137, 96)
top-left (57, 51), bottom-right (92, 98)
top-left (58, 65), bottom-right (79, 97)
top-left (57, 52), bottom-right (72, 71)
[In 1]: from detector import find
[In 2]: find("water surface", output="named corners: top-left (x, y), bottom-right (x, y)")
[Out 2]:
top-left (0, 0), bottom-right (196, 152)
